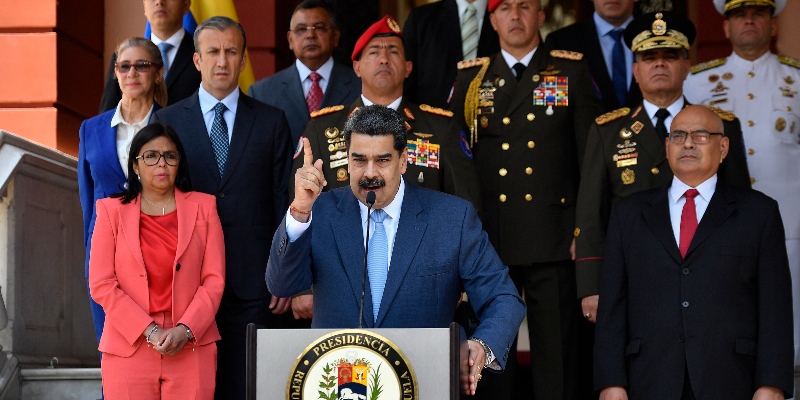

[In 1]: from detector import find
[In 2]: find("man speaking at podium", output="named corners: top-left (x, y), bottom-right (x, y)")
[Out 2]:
top-left (267, 105), bottom-right (525, 394)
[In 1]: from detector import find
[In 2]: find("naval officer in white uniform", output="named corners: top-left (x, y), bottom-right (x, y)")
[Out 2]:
top-left (684, 0), bottom-right (800, 397)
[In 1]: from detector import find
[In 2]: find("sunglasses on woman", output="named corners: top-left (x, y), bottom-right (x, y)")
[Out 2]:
top-left (115, 61), bottom-right (161, 73)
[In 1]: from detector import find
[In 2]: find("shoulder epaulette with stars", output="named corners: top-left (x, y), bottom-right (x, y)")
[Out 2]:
top-left (690, 58), bottom-right (727, 74)
top-left (457, 57), bottom-right (490, 70)
top-left (310, 105), bottom-right (344, 119)
top-left (595, 107), bottom-right (630, 125)
top-left (704, 105), bottom-right (736, 122)
top-left (419, 104), bottom-right (453, 118)
top-left (778, 55), bottom-right (800, 69)
top-left (549, 50), bottom-right (583, 61)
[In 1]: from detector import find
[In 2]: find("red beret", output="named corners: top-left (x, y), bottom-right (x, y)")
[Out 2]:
top-left (488, 0), bottom-right (504, 12)
top-left (351, 15), bottom-right (403, 61)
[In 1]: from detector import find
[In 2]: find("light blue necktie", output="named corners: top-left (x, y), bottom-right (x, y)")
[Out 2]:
top-left (157, 42), bottom-right (173, 79)
top-left (461, 3), bottom-right (478, 60)
top-left (210, 102), bottom-right (229, 175)
top-left (367, 209), bottom-right (389, 323)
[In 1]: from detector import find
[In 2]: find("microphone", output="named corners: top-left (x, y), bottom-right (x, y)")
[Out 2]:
top-left (359, 191), bottom-right (376, 329)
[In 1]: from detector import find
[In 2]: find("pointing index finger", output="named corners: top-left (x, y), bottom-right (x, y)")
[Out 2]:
top-left (303, 137), bottom-right (314, 167)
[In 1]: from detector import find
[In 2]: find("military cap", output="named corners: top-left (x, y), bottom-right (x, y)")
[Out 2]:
top-left (713, 0), bottom-right (786, 15)
top-left (623, 11), bottom-right (696, 53)
top-left (351, 15), bottom-right (402, 61)
top-left (488, 0), bottom-right (502, 12)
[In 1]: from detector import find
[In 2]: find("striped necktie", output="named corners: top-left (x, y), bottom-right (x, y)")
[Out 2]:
top-left (461, 4), bottom-right (478, 60)
top-left (367, 209), bottom-right (389, 322)
top-left (210, 102), bottom-right (229, 175)
top-left (157, 42), bottom-right (173, 79)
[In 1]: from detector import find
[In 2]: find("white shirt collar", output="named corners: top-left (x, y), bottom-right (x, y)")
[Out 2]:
top-left (198, 84), bottom-right (240, 116)
top-left (456, 0), bottom-right (488, 27)
top-left (500, 47), bottom-right (537, 69)
top-left (593, 12), bottom-right (634, 34)
top-left (669, 174), bottom-right (717, 205)
top-left (642, 97), bottom-right (684, 129)
top-left (361, 95), bottom-right (403, 111)
top-left (295, 57), bottom-right (335, 82)
top-left (729, 50), bottom-right (772, 71)
top-left (110, 102), bottom-right (155, 128)
top-left (150, 28), bottom-right (185, 49)
top-left (359, 177), bottom-right (405, 222)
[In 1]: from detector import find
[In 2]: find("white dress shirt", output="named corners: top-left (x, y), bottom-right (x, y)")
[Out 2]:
top-left (642, 97), bottom-right (684, 134)
top-left (593, 12), bottom-right (634, 89)
top-left (286, 179), bottom-right (406, 269)
top-left (296, 57), bottom-right (334, 97)
top-left (361, 95), bottom-right (403, 111)
top-left (197, 85), bottom-right (239, 143)
top-left (668, 174), bottom-right (717, 246)
top-left (500, 47), bottom-right (537, 71)
top-left (150, 28), bottom-right (185, 73)
top-left (456, 0), bottom-right (488, 38)
top-left (110, 102), bottom-right (155, 177)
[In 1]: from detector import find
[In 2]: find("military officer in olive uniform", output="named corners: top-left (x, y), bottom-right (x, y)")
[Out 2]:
top-left (574, 12), bottom-right (751, 326)
top-left (449, 0), bottom-right (603, 398)
top-left (683, 0), bottom-right (800, 394)
top-left (296, 16), bottom-right (480, 209)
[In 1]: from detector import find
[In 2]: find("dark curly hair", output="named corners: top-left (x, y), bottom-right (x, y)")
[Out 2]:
top-left (342, 105), bottom-right (407, 155)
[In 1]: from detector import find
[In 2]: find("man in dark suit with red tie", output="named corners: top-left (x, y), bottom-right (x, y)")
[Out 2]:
top-left (594, 105), bottom-right (794, 400)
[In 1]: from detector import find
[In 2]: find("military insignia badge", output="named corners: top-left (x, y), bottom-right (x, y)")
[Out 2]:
top-left (325, 127), bottom-right (340, 139)
top-left (711, 82), bottom-right (729, 93)
top-left (413, 132), bottom-right (433, 139)
top-left (336, 168), bottom-right (348, 181)
top-left (619, 128), bottom-right (633, 139)
top-left (405, 121), bottom-right (412, 131)
top-left (329, 142), bottom-right (347, 152)
top-left (407, 139), bottom-right (440, 169)
top-left (722, 72), bottom-right (733, 80)
top-left (460, 131), bottom-right (473, 159)
top-left (387, 17), bottom-right (401, 33)
top-left (480, 116), bottom-right (489, 128)
top-left (780, 86), bottom-right (797, 98)
top-left (533, 76), bottom-right (569, 107)
top-left (652, 13), bottom-right (667, 35)
top-left (311, 105), bottom-right (345, 119)
top-left (708, 74), bottom-right (719, 83)
top-left (621, 168), bottom-right (635, 185)
top-left (403, 107), bottom-right (415, 120)
top-left (348, 107), bottom-right (360, 118)
top-left (785, 76), bottom-right (795, 84)
top-left (287, 330), bottom-right (417, 400)
top-left (292, 137), bottom-right (304, 160)
top-left (631, 121), bottom-right (644, 134)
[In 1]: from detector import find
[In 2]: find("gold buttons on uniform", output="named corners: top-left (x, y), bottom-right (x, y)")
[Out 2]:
top-left (525, 194), bottom-right (532, 201)
top-left (788, 106), bottom-right (792, 112)
top-left (527, 141), bottom-right (535, 148)
top-left (748, 148), bottom-right (755, 155)
top-left (499, 168), bottom-right (508, 176)
top-left (560, 198), bottom-right (566, 204)
top-left (574, 228), bottom-right (581, 237)
top-left (527, 113), bottom-right (535, 121)
top-left (750, 177), bottom-right (756, 185)
top-left (525, 167), bottom-right (533, 175)
top-left (748, 120), bottom-right (754, 127)
top-left (502, 117), bottom-right (511, 125)
top-left (651, 167), bottom-right (659, 175)
top-left (748, 72), bottom-right (754, 78)
top-left (499, 194), bottom-right (507, 202)
top-left (747, 93), bottom-right (754, 99)
top-left (502, 143), bottom-right (510, 150)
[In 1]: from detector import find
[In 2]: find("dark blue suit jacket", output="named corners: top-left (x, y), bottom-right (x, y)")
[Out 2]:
top-left (594, 183), bottom-right (794, 399)
top-left (154, 92), bottom-right (293, 300)
top-left (266, 184), bottom-right (525, 369)
top-left (248, 61), bottom-right (360, 145)
top-left (78, 103), bottom-right (161, 276)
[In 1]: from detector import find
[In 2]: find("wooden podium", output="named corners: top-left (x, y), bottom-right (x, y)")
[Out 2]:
top-left (246, 323), bottom-right (466, 400)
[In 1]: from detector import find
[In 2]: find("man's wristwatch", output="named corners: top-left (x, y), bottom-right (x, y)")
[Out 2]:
top-left (469, 337), bottom-right (495, 369)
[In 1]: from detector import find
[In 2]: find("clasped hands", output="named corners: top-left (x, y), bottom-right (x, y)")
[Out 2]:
top-left (142, 323), bottom-right (188, 356)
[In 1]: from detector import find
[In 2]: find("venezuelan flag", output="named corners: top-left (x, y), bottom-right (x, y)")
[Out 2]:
top-left (145, 2), bottom-right (255, 92)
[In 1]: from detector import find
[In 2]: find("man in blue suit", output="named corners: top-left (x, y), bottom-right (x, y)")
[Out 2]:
top-left (266, 105), bottom-right (525, 395)
top-left (248, 0), bottom-right (360, 146)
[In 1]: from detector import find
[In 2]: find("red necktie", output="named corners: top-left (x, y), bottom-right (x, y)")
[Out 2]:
top-left (679, 189), bottom-right (700, 258)
top-left (306, 71), bottom-right (323, 113)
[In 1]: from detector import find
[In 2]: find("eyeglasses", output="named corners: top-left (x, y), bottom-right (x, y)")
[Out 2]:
top-left (291, 24), bottom-right (332, 36)
top-left (115, 61), bottom-right (160, 73)
top-left (136, 150), bottom-right (181, 166)
top-left (668, 130), bottom-right (724, 144)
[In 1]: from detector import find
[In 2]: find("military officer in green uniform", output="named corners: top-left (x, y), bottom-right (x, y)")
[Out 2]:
top-left (449, 0), bottom-right (603, 398)
top-left (573, 12), bottom-right (751, 326)
top-left (296, 15), bottom-right (480, 209)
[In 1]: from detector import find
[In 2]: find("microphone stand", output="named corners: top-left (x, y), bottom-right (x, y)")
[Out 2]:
top-left (359, 191), bottom-right (376, 329)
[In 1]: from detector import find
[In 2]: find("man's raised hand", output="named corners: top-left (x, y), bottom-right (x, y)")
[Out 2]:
top-left (290, 137), bottom-right (326, 222)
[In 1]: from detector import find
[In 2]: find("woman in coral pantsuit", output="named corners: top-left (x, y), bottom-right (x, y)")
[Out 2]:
top-left (90, 122), bottom-right (225, 399)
